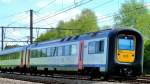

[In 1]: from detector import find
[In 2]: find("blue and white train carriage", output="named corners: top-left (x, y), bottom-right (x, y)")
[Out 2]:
top-left (0, 28), bottom-right (143, 78)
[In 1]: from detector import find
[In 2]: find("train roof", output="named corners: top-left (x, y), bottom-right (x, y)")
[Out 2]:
top-left (0, 46), bottom-right (25, 55)
top-left (28, 28), bottom-right (142, 48)
top-left (29, 28), bottom-right (112, 48)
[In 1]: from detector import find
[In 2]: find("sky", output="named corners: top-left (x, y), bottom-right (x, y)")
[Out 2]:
top-left (0, 0), bottom-right (149, 48)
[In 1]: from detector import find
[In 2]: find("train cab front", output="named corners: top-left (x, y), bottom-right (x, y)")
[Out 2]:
top-left (108, 29), bottom-right (143, 78)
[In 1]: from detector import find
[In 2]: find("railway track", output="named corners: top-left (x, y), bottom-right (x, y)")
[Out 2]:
top-left (0, 72), bottom-right (149, 84)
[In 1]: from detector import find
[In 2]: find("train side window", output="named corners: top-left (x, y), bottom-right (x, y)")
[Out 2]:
top-left (31, 50), bottom-right (36, 58)
top-left (88, 42), bottom-right (96, 54)
top-left (88, 40), bottom-right (104, 54)
top-left (31, 50), bottom-right (34, 58)
top-left (99, 40), bottom-right (104, 52)
top-left (34, 50), bottom-right (37, 58)
top-left (50, 47), bottom-right (55, 56)
top-left (47, 48), bottom-right (51, 57)
top-left (30, 50), bottom-right (33, 57)
top-left (42, 48), bottom-right (47, 57)
top-left (37, 49), bottom-right (42, 57)
top-left (64, 45), bottom-right (71, 56)
top-left (50, 47), bottom-right (58, 56)
top-left (58, 46), bottom-right (63, 56)
top-left (34, 50), bottom-right (38, 58)
top-left (71, 44), bottom-right (77, 56)
top-left (54, 47), bottom-right (58, 56)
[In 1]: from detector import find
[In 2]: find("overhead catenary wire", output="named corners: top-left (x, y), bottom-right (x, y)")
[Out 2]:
top-left (46, 0), bottom-right (115, 26)
top-left (0, 10), bottom-right (29, 20)
top-left (96, 3), bottom-right (150, 23)
top-left (2, 10), bottom-right (31, 27)
top-left (33, 0), bottom-right (93, 25)
top-left (36, 0), bottom-right (57, 13)
top-left (91, 0), bottom-right (114, 10)
top-left (34, 0), bottom-right (116, 28)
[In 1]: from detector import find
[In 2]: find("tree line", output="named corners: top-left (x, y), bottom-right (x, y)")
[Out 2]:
top-left (36, 9), bottom-right (99, 42)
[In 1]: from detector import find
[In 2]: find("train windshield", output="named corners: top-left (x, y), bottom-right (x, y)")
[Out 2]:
top-left (118, 36), bottom-right (134, 50)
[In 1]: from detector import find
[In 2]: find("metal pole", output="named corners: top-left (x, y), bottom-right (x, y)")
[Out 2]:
top-left (30, 9), bottom-right (33, 44)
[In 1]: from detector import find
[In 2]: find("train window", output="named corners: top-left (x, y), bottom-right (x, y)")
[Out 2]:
top-left (88, 40), bottom-right (104, 54)
top-left (88, 42), bottom-right (96, 54)
top-left (47, 48), bottom-right (51, 57)
top-left (31, 50), bottom-right (36, 58)
top-left (34, 50), bottom-right (38, 58)
top-left (31, 50), bottom-right (34, 58)
top-left (42, 48), bottom-right (47, 57)
top-left (50, 47), bottom-right (55, 56)
top-left (58, 46), bottom-right (63, 56)
top-left (64, 45), bottom-right (71, 56)
top-left (99, 40), bottom-right (104, 52)
top-left (31, 50), bottom-right (33, 58)
top-left (53, 47), bottom-right (58, 56)
top-left (37, 49), bottom-right (42, 57)
top-left (95, 42), bottom-right (100, 53)
top-left (71, 44), bottom-right (77, 56)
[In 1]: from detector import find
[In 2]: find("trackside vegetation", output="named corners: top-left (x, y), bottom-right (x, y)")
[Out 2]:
top-left (143, 40), bottom-right (150, 74)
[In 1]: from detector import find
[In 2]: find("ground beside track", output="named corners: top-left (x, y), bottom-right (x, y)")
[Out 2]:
top-left (0, 73), bottom-right (150, 84)
top-left (0, 78), bottom-right (42, 84)
top-left (0, 72), bottom-right (129, 84)
top-left (0, 77), bottom-right (129, 84)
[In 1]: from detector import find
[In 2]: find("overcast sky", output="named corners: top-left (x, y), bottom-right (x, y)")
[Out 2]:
top-left (0, 0), bottom-right (149, 47)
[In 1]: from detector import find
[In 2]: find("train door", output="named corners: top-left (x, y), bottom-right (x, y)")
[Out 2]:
top-left (26, 49), bottom-right (30, 68)
top-left (78, 40), bottom-right (84, 70)
top-left (20, 50), bottom-right (24, 67)
top-left (21, 48), bottom-right (30, 68)
top-left (20, 48), bottom-right (27, 68)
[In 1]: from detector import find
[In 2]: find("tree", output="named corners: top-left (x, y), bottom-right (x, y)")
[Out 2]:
top-left (114, 0), bottom-right (150, 39)
top-left (36, 9), bottom-right (99, 42)
top-left (114, 0), bottom-right (148, 27)
top-left (143, 40), bottom-right (150, 73)
top-left (75, 9), bottom-right (99, 34)
top-left (136, 14), bottom-right (150, 39)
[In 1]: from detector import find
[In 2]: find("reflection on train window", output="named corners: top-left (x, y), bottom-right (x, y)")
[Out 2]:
top-left (58, 46), bottom-right (63, 56)
top-left (47, 48), bottom-right (51, 56)
top-left (64, 45), bottom-right (71, 56)
top-left (119, 39), bottom-right (134, 50)
top-left (31, 50), bottom-right (37, 58)
top-left (50, 47), bottom-right (55, 56)
top-left (0, 52), bottom-right (20, 60)
top-left (71, 44), bottom-right (77, 55)
top-left (88, 40), bottom-right (104, 54)
top-left (30, 44), bottom-right (77, 57)
top-left (88, 42), bottom-right (95, 54)
top-left (53, 47), bottom-right (58, 56)
top-left (99, 41), bottom-right (104, 52)
top-left (37, 49), bottom-right (42, 57)
top-left (42, 48), bottom-right (47, 57)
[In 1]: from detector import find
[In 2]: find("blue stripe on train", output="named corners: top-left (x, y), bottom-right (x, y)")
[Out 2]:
top-left (32, 64), bottom-right (106, 67)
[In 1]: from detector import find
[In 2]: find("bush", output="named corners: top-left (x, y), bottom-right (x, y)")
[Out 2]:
top-left (143, 40), bottom-right (150, 74)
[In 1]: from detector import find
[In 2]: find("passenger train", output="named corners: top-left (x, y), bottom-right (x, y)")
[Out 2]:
top-left (0, 28), bottom-right (143, 79)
